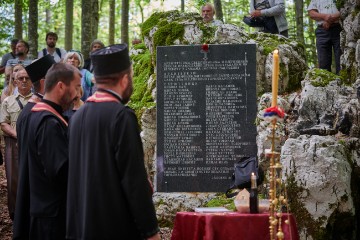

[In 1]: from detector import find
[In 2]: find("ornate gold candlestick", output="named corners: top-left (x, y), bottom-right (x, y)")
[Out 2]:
top-left (264, 49), bottom-right (291, 240)
top-left (265, 117), bottom-right (289, 240)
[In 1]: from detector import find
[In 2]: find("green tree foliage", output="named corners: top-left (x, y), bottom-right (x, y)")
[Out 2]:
top-left (0, 0), bottom-right (321, 70)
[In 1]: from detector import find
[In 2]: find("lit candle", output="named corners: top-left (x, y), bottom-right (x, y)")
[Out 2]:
top-left (251, 172), bottom-right (257, 189)
top-left (271, 49), bottom-right (279, 107)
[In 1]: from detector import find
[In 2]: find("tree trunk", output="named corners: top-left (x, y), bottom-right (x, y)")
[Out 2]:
top-left (28, 0), bottom-right (38, 58)
top-left (15, 0), bottom-right (23, 40)
top-left (91, 0), bottom-right (99, 41)
top-left (109, 0), bottom-right (115, 45)
top-left (121, 0), bottom-right (129, 45)
top-left (65, 0), bottom-right (74, 51)
top-left (213, 0), bottom-right (223, 22)
top-left (295, 0), bottom-right (304, 44)
top-left (45, 0), bottom-right (51, 32)
top-left (305, 0), bottom-right (317, 66)
top-left (181, 0), bottom-right (184, 12)
top-left (82, 0), bottom-right (92, 59)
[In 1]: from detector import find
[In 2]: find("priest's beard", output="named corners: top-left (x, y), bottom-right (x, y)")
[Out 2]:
top-left (16, 52), bottom-right (25, 57)
top-left (122, 75), bottom-right (133, 104)
top-left (61, 91), bottom-right (76, 111)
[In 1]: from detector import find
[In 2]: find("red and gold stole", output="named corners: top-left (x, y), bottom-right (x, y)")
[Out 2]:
top-left (86, 91), bottom-right (121, 103)
top-left (31, 102), bottom-right (68, 126)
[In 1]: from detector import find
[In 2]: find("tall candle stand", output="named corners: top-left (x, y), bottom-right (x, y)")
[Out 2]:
top-left (264, 107), bottom-right (291, 240)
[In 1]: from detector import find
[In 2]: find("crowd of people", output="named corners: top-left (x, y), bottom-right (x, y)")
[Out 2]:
top-left (0, 29), bottom-right (161, 239)
top-left (242, 0), bottom-right (340, 73)
top-left (0, 1), bottom-right (342, 239)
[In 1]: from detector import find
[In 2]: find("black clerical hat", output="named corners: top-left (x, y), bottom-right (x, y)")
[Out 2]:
top-left (91, 44), bottom-right (131, 77)
top-left (25, 54), bottom-right (56, 83)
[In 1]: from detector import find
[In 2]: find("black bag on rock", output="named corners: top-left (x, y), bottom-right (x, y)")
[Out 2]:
top-left (243, 16), bottom-right (266, 28)
top-left (243, 15), bottom-right (278, 34)
top-left (225, 156), bottom-right (264, 198)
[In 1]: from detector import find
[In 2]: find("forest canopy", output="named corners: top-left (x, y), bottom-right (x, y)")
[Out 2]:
top-left (0, 0), bottom-right (318, 69)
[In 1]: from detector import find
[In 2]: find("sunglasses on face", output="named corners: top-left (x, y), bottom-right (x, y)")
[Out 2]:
top-left (17, 76), bottom-right (30, 81)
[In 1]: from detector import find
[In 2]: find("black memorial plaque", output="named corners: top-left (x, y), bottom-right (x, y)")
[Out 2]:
top-left (156, 44), bottom-right (257, 192)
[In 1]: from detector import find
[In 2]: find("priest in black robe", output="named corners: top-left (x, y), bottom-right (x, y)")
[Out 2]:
top-left (26, 63), bottom-right (81, 240)
top-left (13, 55), bottom-right (55, 240)
top-left (66, 44), bottom-right (160, 240)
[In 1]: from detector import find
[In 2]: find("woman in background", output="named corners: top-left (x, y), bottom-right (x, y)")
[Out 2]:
top-left (63, 86), bottom-right (84, 119)
top-left (63, 51), bottom-right (94, 101)
top-left (1, 64), bottom-right (23, 102)
top-left (83, 39), bottom-right (105, 73)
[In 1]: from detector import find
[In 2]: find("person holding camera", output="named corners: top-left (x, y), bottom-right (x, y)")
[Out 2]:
top-left (247, 0), bottom-right (288, 37)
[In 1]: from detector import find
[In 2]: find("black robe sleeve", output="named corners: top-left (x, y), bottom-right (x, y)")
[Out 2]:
top-left (115, 108), bottom-right (159, 238)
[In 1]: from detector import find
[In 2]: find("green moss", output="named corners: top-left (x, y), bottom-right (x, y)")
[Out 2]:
top-left (133, 42), bottom-right (146, 50)
top-left (335, 0), bottom-right (345, 10)
top-left (286, 174), bottom-right (328, 239)
top-left (197, 22), bottom-right (217, 44)
top-left (141, 12), bottom-right (165, 38)
top-left (339, 49), bottom-right (358, 85)
top-left (255, 33), bottom-right (289, 55)
top-left (352, 6), bottom-right (360, 17)
top-left (158, 214), bottom-right (175, 228)
top-left (338, 69), bottom-right (349, 83)
top-left (205, 194), bottom-right (236, 211)
top-left (153, 22), bottom-right (185, 48)
top-left (307, 68), bottom-right (340, 87)
top-left (128, 49), bottom-right (155, 124)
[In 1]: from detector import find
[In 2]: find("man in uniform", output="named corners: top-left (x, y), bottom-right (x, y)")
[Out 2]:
top-left (0, 68), bottom-right (33, 220)
top-left (66, 44), bottom-right (160, 240)
top-left (13, 55), bottom-right (56, 240)
top-left (27, 63), bottom-right (81, 239)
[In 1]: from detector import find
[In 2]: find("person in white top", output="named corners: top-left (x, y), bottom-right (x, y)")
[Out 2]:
top-left (308, 0), bottom-right (341, 74)
top-left (37, 32), bottom-right (67, 63)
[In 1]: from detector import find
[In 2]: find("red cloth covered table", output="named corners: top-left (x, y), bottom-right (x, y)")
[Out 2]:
top-left (171, 212), bottom-right (299, 240)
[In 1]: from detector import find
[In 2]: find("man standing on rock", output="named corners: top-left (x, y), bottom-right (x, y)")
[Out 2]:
top-left (201, 3), bottom-right (223, 26)
top-left (66, 44), bottom-right (160, 240)
top-left (308, 0), bottom-right (342, 74)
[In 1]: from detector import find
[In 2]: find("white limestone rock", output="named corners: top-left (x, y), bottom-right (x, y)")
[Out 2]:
top-left (141, 106), bottom-right (157, 176)
top-left (287, 71), bottom-right (359, 136)
top-left (153, 192), bottom-right (217, 225)
top-left (281, 135), bottom-right (354, 230)
top-left (213, 24), bottom-right (248, 44)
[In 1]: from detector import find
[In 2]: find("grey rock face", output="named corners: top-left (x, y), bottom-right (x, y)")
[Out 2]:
top-left (340, 1), bottom-right (360, 81)
top-left (287, 71), bottom-right (360, 137)
top-left (281, 135), bottom-right (356, 238)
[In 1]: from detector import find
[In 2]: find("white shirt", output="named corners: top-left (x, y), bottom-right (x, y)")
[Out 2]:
top-left (37, 48), bottom-right (67, 63)
top-left (307, 0), bottom-right (339, 25)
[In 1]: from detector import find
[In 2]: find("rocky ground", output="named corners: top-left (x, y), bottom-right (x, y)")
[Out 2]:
top-left (0, 165), bottom-right (12, 240)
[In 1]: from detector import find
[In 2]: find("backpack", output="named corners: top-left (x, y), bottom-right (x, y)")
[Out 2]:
top-left (42, 48), bottom-right (61, 58)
